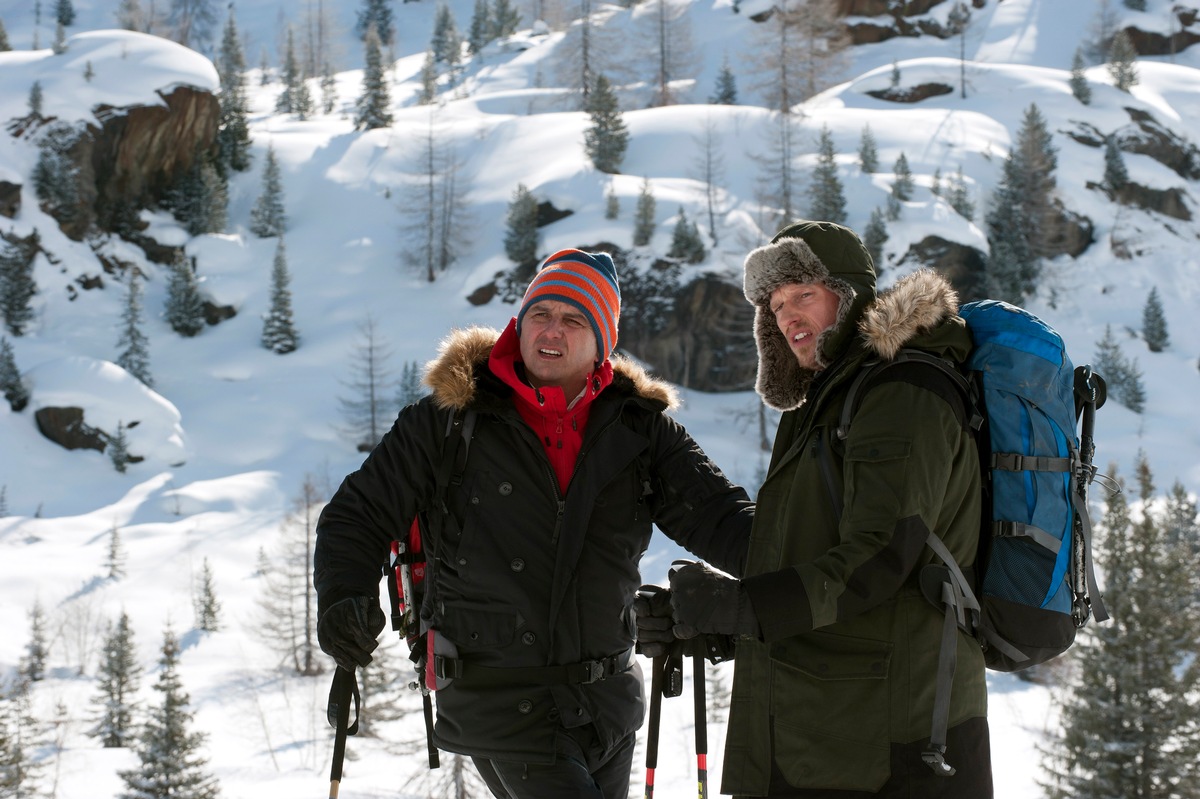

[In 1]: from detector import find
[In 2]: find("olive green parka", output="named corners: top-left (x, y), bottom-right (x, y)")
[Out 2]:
top-left (725, 222), bottom-right (989, 796)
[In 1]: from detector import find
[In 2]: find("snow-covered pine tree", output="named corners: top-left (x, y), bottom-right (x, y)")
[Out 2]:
top-left (356, 0), bottom-right (396, 48)
top-left (118, 627), bottom-right (220, 799)
top-left (1069, 47), bottom-right (1092, 105)
top-left (275, 27), bottom-right (305, 115)
top-left (105, 522), bottom-right (126, 580)
top-left (467, 0), bottom-right (491, 55)
top-left (490, 0), bottom-right (520, 40)
top-left (32, 122), bottom-right (83, 232)
top-left (418, 50), bottom-right (438, 105)
top-left (810, 125), bottom-right (846, 224)
top-left (946, 164), bottom-right (975, 220)
top-left (90, 611), bottom-right (141, 748)
top-left (666, 207), bottom-right (706, 264)
top-left (604, 184), bottom-right (619, 220)
top-left (0, 18), bottom-right (10, 51)
top-left (1041, 458), bottom-right (1200, 798)
top-left (863, 207), bottom-right (888, 268)
top-left (0, 336), bottom-right (28, 411)
top-left (504, 183), bottom-right (540, 267)
top-left (355, 24), bottom-right (393, 130)
top-left (166, 156), bottom-right (227, 235)
top-left (1103, 135), bottom-right (1128, 193)
top-left (583, 73), bottom-right (629, 174)
top-left (18, 600), bottom-right (49, 683)
top-left (858, 123), bottom-right (878, 173)
top-left (116, 271), bottom-right (152, 387)
top-left (249, 145), bottom-right (287, 237)
top-left (262, 238), bottom-right (299, 355)
top-left (632, 178), bottom-right (656, 247)
top-left (320, 63), bottom-right (337, 114)
top-left (891, 151), bottom-right (914, 201)
top-left (709, 55), bottom-right (737, 104)
top-left (396, 359), bottom-right (426, 408)
top-left (431, 3), bottom-right (461, 66)
top-left (0, 678), bottom-right (47, 797)
top-left (216, 10), bottom-right (252, 173)
top-left (28, 80), bottom-right (44, 116)
top-left (109, 421), bottom-right (132, 473)
top-left (194, 558), bottom-right (221, 633)
top-left (1107, 28), bottom-right (1138, 92)
top-left (1142, 286), bottom-right (1169, 353)
top-left (165, 254), bottom-right (205, 337)
top-left (1093, 325), bottom-right (1145, 413)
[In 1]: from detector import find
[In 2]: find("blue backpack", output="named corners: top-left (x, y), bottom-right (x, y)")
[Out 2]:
top-left (837, 299), bottom-right (1110, 775)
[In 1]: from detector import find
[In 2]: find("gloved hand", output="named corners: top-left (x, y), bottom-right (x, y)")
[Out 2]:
top-left (669, 560), bottom-right (761, 642)
top-left (633, 584), bottom-right (676, 658)
top-left (317, 596), bottom-right (386, 672)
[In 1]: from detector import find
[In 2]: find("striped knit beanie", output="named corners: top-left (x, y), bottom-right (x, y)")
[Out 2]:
top-left (516, 249), bottom-right (621, 359)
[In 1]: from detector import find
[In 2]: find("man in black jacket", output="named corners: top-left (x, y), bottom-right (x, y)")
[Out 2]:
top-left (314, 248), bottom-right (753, 799)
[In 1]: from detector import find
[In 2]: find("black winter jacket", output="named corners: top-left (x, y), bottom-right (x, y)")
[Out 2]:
top-left (314, 326), bottom-right (753, 763)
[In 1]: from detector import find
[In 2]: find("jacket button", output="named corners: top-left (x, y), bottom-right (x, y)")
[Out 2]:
top-left (517, 700), bottom-right (533, 714)
top-left (510, 558), bottom-right (525, 572)
top-left (458, 557), bottom-right (467, 566)
top-left (471, 496), bottom-right (480, 505)
top-left (498, 482), bottom-right (513, 495)
top-left (522, 631), bottom-right (537, 645)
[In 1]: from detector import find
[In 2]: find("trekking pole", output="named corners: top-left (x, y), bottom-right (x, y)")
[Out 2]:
top-left (644, 653), bottom-right (665, 799)
top-left (327, 666), bottom-right (358, 799)
top-left (692, 642), bottom-right (708, 799)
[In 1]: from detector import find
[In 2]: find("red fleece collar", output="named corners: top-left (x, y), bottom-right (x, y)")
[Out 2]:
top-left (488, 318), bottom-right (613, 411)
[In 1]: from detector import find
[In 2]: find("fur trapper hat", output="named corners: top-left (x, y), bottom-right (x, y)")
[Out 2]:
top-left (743, 220), bottom-right (877, 410)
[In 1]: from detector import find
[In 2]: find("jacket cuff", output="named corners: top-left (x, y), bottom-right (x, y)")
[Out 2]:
top-left (743, 568), bottom-right (814, 642)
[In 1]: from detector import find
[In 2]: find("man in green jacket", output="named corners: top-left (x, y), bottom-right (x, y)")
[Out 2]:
top-left (642, 221), bottom-right (992, 797)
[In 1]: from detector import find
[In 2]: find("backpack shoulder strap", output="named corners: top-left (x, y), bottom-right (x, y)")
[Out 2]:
top-left (432, 407), bottom-right (476, 512)
top-left (836, 349), bottom-right (979, 443)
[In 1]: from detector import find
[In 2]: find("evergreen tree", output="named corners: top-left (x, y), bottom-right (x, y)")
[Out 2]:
top-left (356, 0), bottom-right (395, 48)
top-left (116, 271), bottom-right (152, 388)
top-left (632, 178), bottom-right (656, 247)
top-left (320, 63), bottom-right (337, 114)
top-left (19, 600), bottom-right (49, 683)
top-left (1164, 481), bottom-right (1200, 604)
top-left (249, 146), bottom-right (287, 237)
top-left (809, 125), bottom-right (846, 224)
top-left (1103, 135), bottom-right (1128, 193)
top-left (490, 0), bottom-right (520, 40)
top-left (339, 317), bottom-right (395, 452)
top-left (666, 207), bottom-right (706, 264)
top-left (165, 254), bottom-right (205, 338)
top-left (417, 50), bottom-right (438, 105)
top-left (503, 183), bottom-right (540, 267)
top-left (165, 157), bottom-right (227, 235)
top-left (105, 522), bottom-right (126, 580)
top-left (194, 559), bottom-right (221, 633)
top-left (863, 206), bottom-right (888, 268)
top-left (52, 21), bottom-right (67, 54)
top-left (709, 55), bottom-right (737, 104)
top-left (1069, 47), bottom-right (1092, 104)
top-left (1142, 287), bottom-right (1169, 353)
top-left (32, 122), bottom-right (83, 232)
top-left (1041, 459), bottom-right (1200, 799)
top-left (946, 165), bottom-right (975, 220)
top-left (262, 238), bottom-right (299, 355)
top-left (118, 628), bottom-right (220, 799)
top-left (604, 184), bottom-right (619, 220)
top-left (1108, 28), bottom-right (1139, 92)
top-left (28, 81), bottom-right (44, 116)
top-left (1094, 325), bottom-right (1146, 413)
top-left (467, 0), bottom-right (492, 56)
top-left (91, 611), bottom-right (141, 748)
top-left (275, 28), bottom-right (313, 118)
top-left (0, 678), bottom-right (46, 797)
top-left (109, 421), bottom-right (132, 473)
top-left (355, 24), bottom-right (393, 130)
top-left (431, 3), bottom-right (461, 66)
top-left (891, 151), bottom-right (914, 201)
top-left (396, 360), bottom-right (426, 408)
top-left (858, 123), bottom-right (878, 173)
top-left (930, 167), bottom-right (942, 198)
top-left (0, 336), bottom-right (28, 412)
top-left (216, 10), bottom-right (252, 174)
top-left (0, 18), bottom-right (10, 51)
top-left (583, 73), bottom-right (629, 174)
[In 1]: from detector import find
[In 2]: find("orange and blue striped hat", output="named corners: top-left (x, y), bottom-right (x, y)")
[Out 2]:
top-left (516, 249), bottom-right (621, 359)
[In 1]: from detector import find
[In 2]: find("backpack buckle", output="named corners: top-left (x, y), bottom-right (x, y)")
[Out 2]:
top-left (921, 745), bottom-right (956, 777)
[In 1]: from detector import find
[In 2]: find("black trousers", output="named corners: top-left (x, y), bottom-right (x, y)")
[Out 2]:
top-left (472, 724), bottom-right (637, 799)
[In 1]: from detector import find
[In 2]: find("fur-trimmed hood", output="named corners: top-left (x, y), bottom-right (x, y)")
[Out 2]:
top-left (422, 324), bottom-right (680, 412)
top-left (751, 265), bottom-right (959, 411)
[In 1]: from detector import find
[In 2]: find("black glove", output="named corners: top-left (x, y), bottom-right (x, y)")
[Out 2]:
top-left (633, 584), bottom-right (676, 658)
top-left (317, 596), bottom-right (386, 672)
top-left (669, 560), bottom-right (760, 641)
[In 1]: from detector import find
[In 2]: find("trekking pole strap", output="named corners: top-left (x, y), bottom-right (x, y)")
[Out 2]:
top-left (433, 648), bottom-right (634, 686)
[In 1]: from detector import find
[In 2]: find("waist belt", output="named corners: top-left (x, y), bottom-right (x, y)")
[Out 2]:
top-left (433, 648), bottom-right (635, 686)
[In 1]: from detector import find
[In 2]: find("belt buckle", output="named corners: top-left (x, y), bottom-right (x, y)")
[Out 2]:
top-left (434, 655), bottom-right (461, 680)
top-left (581, 660), bottom-right (604, 684)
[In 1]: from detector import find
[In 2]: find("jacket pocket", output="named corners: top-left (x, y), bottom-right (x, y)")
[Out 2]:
top-left (437, 601), bottom-right (521, 653)
top-left (768, 630), bottom-right (893, 791)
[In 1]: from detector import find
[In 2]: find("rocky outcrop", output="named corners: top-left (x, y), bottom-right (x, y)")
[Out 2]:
top-left (896, 236), bottom-right (989, 303)
top-left (34, 406), bottom-right (108, 452)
